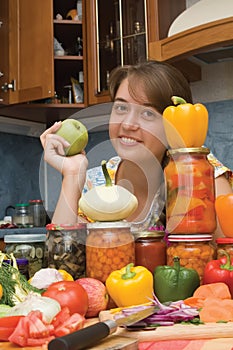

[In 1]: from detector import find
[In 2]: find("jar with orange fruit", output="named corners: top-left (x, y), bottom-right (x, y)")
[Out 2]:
top-left (166, 234), bottom-right (216, 283)
top-left (86, 221), bottom-right (135, 283)
top-left (164, 147), bottom-right (217, 234)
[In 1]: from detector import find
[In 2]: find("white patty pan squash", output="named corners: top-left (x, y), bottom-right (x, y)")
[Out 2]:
top-left (79, 160), bottom-right (138, 221)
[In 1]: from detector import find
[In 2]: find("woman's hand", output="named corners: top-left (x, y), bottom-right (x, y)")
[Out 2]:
top-left (40, 121), bottom-right (88, 178)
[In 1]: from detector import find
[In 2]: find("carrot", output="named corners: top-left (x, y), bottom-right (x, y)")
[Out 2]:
top-left (193, 282), bottom-right (231, 300)
top-left (183, 297), bottom-right (205, 309)
top-left (199, 299), bottom-right (233, 322)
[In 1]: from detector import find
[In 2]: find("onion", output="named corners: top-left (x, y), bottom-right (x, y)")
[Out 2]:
top-left (30, 268), bottom-right (63, 289)
top-left (7, 292), bottom-right (61, 323)
top-left (114, 294), bottom-right (199, 327)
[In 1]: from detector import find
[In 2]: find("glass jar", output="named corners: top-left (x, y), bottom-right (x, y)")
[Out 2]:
top-left (86, 221), bottom-right (135, 283)
top-left (13, 203), bottom-right (33, 228)
top-left (4, 234), bottom-right (46, 278)
top-left (164, 147), bottom-right (216, 234)
top-left (45, 223), bottom-right (87, 280)
top-left (29, 200), bottom-right (47, 227)
top-left (166, 234), bottom-right (216, 283)
top-left (135, 231), bottom-right (166, 274)
top-left (216, 238), bottom-right (233, 260)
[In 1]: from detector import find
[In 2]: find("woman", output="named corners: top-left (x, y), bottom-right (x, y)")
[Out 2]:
top-left (40, 61), bottom-right (232, 238)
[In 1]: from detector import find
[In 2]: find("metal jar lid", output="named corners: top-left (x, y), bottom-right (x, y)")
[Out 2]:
top-left (87, 221), bottom-right (131, 230)
top-left (46, 223), bottom-right (86, 231)
top-left (168, 234), bottom-right (213, 242)
top-left (167, 147), bottom-right (210, 156)
top-left (4, 234), bottom-right (46, 243)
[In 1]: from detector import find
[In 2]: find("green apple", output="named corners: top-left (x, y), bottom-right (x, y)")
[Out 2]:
top-left (56, 118), bottom-right (88, 156)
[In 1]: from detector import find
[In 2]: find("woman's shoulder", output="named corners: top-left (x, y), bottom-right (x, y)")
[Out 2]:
top-left (84, 156), bottom-right (121, 192)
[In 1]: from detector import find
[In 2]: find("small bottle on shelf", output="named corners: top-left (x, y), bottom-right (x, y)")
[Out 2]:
top-left (78, 71), bottom-right (84, 91)
top-left (75, 37), bottom-right (83, 56)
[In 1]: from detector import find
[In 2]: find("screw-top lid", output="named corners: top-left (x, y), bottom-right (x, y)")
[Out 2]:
top-left (46, 223), bottom-right (86, 231)
top-left (4, 234), bottom-right (46, 243)
top-left (167, 147), bottom-right (210, 156)
top-left (168, 234), bottom-right (213, 242)
top-left (15, 203), bottom-right (29, 207)
top-left (216, 238), bottom-right (233, 244)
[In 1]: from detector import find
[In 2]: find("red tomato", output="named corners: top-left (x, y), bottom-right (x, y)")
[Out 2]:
top-left (0, 315), bottom-right (23, 328)
top-left (0, 327), bottom-right (15, 341)
top-left (43, 281), bottom-right (88, 316)
top-left (54, 313), bottom-right (85, 337)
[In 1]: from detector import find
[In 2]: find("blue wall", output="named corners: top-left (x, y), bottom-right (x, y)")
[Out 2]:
top-left (0, 99), bottom-right (232, 220)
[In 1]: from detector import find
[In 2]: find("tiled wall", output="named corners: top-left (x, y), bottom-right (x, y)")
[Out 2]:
top-left (0, 99), bottom-right (232, 220)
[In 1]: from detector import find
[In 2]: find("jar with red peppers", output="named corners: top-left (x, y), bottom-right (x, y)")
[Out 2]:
top-left (135, 231), bottom-right (166, 274)
top-left (164, 147), bottom-right (217, 234)
top-left (86, 221), bottom-right (135, 283)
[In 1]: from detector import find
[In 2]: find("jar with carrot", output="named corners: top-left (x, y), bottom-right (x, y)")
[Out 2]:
top-left (164, 147), bottom-right (217, 234)
top-left (86, 221), bottom-right (135, 283)
top-left (166, 234), bottom-right (216, 283)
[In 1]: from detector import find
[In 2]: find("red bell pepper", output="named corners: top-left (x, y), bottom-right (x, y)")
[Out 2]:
top-left (203, 250), bottom-right (233, 298)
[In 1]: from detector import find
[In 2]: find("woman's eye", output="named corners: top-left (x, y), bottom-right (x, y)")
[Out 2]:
top-left (113, 103), bottom-right (129, 114)
top-left (141, 109), bottom-right (158, 120)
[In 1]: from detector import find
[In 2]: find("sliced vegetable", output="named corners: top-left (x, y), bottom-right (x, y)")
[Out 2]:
top-left (114, 295), bottom-right (199, 327)
top-left (193, 282), bottom-right (231, 300)
top-left (106, 263), bottom-right (154, 307)
top-left (6, 293), bottom-right (61, 323)
top-left (199, 298), bottom-right (233, 323)
top-left (79, 160), bottom-right (138, 221)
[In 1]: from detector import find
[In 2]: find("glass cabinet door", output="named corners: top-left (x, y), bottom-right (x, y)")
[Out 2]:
top-left (96, 0), bottom-right (147, 93)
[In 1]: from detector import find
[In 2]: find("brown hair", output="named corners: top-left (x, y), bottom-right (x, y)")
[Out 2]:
top-left (109, 60), bottom-right (193, 114)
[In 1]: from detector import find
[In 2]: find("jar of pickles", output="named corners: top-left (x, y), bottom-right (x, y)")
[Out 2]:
top-left (164, 147), bottom-right (217, 234)
top-left (166, 234), bottom-right (216, 283)
top-left (86, 221), bottom-right (135, 283)
top-left (216, 238), bottom-right (233, 260)
top-left (135, 231), bottom-right (166, 274)
top-left (45, 224), bottom-right (87, 279)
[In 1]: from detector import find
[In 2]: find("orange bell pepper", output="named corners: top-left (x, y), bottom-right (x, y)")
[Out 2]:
top-left (215, 194), bottom-right (233, 237)
top-left (163, 96), bottom-right (208, 148)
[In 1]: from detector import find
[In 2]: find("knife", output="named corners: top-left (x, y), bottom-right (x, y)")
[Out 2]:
top-left (48, 306), bottom-right (156, 350)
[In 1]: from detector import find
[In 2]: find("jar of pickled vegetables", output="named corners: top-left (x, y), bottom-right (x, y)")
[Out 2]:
top-left (135, 231), bottom-right (166, 273)
top-left (45, 223), bottom-right (87, 279)
top-left (164, 147), bottom-right (216, 234)
top-left (216, 238), bottom-right (233, 260)
top-left (86, 221), bottom-right (135, 283)
top-left (166, 234), bottom-right (216, 283)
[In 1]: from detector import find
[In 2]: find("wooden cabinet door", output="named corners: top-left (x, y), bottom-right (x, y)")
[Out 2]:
top-left (0, 0), bottom-right (54, 105)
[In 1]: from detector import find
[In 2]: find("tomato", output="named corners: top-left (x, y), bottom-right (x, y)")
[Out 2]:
top-left (0, 315), bottom-right (23, 328)
top-left (54, 313), bottom-right (85, 337)
top-left (43, 281), bottom-right (88, 316)
top-left (0, 327), bottom-right (15, 341)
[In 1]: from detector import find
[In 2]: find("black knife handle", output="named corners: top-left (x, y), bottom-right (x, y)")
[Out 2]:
top-left (48, 322), bottom-right (112, 350)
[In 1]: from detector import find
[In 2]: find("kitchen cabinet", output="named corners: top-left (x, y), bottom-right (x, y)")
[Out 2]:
top-left (0, 0), bottom-right (86, 115)
top-left (85, 0), bottom-right (187, 105)
top-left (149, 2), bottom-right (233, 74)
top-left (52, 0), bottom-right (87, 107)
top-left (0, 0), bottom-right (54, 105)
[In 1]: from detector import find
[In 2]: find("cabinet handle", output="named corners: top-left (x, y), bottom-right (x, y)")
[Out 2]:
top-left (0, 72), bottom-right (4, 78)
top-left (1, 80), bottom-right (16, 92)
top-left (0, 21), bottom-right (2, 28)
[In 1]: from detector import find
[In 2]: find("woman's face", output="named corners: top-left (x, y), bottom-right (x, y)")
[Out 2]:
top-left (109, 78), bottom-right (168, 164)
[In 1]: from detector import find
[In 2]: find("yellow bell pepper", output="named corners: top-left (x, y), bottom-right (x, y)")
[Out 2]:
top-left (163, 96), bottom-right (208, 148)
top-left (105, 263), bottom-right (154, 307)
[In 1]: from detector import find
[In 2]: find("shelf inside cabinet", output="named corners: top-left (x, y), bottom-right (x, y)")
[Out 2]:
top-left (54, 55), bottom-right (83, 60)
top-left (53, 19), bottom-right (82, 25)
